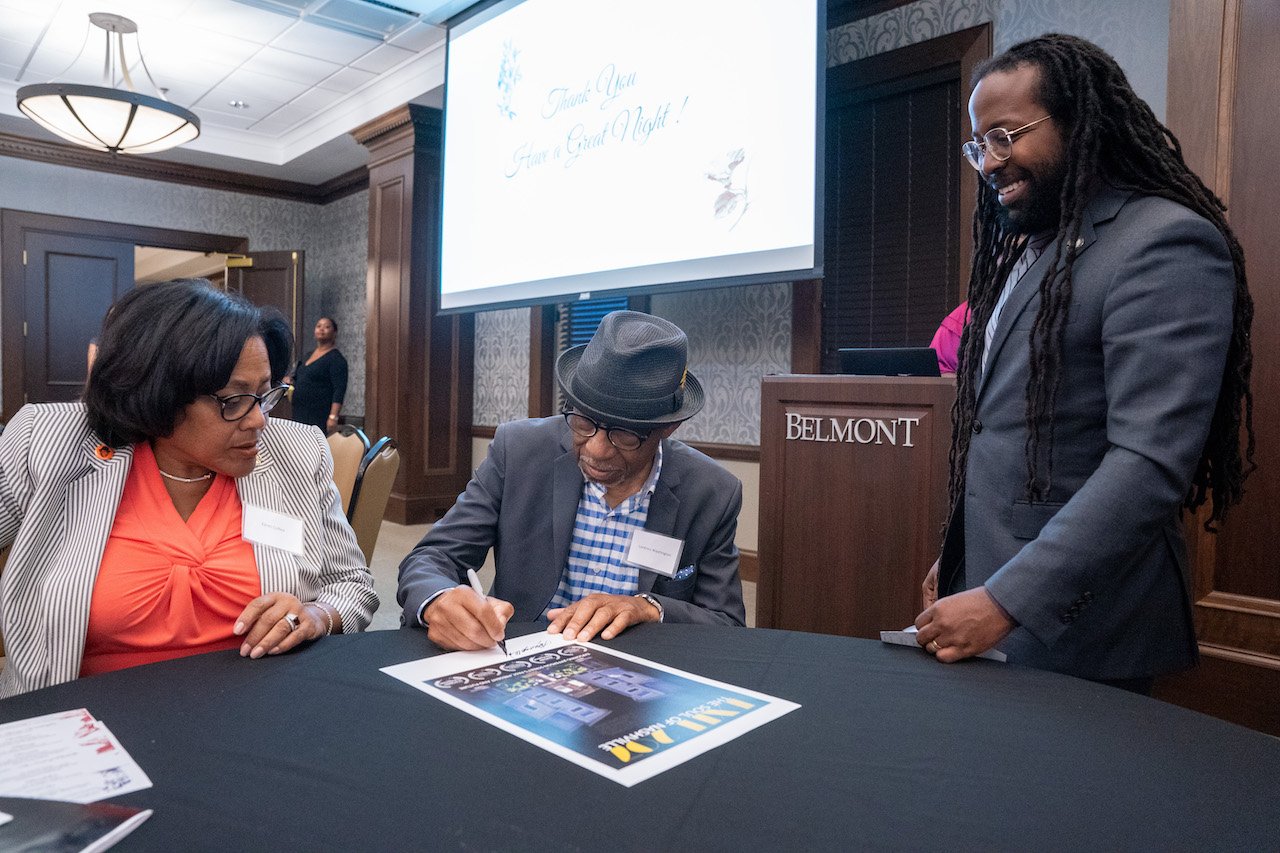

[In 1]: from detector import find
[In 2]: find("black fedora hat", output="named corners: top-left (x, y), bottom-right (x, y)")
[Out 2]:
top-left (556, 311), bottom-right (704, 431)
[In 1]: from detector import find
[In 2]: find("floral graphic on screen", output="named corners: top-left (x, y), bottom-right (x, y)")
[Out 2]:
top-left (497, 40), bottom-right (521, 119)
top-left (705, 147), bottom-right (750, 231)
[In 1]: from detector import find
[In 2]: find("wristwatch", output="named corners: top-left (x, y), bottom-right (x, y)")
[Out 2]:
top-left (634, 592), bottom-right (664, 623)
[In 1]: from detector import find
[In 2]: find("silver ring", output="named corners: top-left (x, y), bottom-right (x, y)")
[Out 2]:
top-left (284, 613), bottom-right (301, 632)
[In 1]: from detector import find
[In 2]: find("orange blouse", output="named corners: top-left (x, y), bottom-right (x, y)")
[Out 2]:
top-left (80, 442), bottom-right (262, 677)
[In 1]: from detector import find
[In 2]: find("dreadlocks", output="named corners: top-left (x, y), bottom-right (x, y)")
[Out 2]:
top-left (948, 33), bottom-right (1254, 531)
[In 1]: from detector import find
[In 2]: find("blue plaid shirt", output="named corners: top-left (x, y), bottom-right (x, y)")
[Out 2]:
top-left (545, 442), bottom-right (664, 613)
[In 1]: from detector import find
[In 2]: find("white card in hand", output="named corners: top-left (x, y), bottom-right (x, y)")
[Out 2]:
top-left (879, 625), bottom-right (1007, 662)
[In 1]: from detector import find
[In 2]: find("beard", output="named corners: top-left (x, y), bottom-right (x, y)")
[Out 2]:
top-left (995, 160), bottom-right (1067, 235)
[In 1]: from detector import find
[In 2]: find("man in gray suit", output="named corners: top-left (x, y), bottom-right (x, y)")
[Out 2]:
top-left (398, 311), bottom-right (745, 651)
top-left (913, 35), bottom-right (1254, 689)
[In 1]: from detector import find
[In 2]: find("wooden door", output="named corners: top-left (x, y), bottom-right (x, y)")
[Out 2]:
top-left (224, 250), bottom-right (304, 420)
top-left (2, 210), bottom-right (248, 420)
top-left (224, 250), bottom-right (304, 357)
top-left (22, 232), bottom-right (132, 403)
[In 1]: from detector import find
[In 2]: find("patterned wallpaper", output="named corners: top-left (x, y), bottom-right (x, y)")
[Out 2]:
top-left (828, 0), bottom-right (1167, 119)
top-left (650, 284), bottom-right (791, 445)
top-left (308, 190), bottom-right (369, 417)
top-left (473, 307), bottom-right (530, 425)
top-left (0, 157), bottom-right (369, 415)
top-left (470, 283), bottom-right (793, 444)
top-left (994, 0), bottom-right (1167, 121)
top-left (828, 0), bottom-right (998, 65)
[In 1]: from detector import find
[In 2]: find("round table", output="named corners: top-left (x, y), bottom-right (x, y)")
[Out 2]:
top-left (1, 624), bottom-right (1277, 851)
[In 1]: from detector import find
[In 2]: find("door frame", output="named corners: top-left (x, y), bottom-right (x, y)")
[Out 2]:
top-left (1, 209), bottom-right (247, 420)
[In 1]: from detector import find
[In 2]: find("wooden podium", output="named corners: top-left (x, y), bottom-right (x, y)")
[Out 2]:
top-left (757, 375), bottom-right (955, 637)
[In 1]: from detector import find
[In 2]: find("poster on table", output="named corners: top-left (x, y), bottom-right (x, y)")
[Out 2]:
top-left (382, 633), bottom-right (800, 786)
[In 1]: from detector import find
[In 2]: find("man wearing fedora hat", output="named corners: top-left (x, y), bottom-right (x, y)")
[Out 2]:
top-left (397, 311), bottom-right (746, 650)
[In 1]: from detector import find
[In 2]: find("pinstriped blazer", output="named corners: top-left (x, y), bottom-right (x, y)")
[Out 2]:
top-left (0, 402), bottom-right (378, 698)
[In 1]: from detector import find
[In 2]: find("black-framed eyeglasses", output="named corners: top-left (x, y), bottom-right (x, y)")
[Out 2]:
top-left (207, 385), bottom-right (289, 422)
top-left (562, 410), bottom-right (650, 451)
top-left (961, 115), bottom-right (1053, 171)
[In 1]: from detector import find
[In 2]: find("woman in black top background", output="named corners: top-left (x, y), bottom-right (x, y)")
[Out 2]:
top-left (285, 317), bottom-right (347, 433)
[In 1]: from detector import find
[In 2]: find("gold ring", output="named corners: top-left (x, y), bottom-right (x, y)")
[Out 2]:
top-left (926, 640), bottom-right (940, 654)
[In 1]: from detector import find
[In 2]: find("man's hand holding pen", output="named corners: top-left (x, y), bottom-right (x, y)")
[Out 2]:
top-left (422, 573), bottom-right (513, 653)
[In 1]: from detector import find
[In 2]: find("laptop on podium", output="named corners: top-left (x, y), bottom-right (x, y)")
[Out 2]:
top-left (837, 347), bottom-right (941, 377)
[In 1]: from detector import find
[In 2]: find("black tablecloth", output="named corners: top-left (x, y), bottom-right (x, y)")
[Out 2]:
top-left (2, 624), bottom-right (1278, 852)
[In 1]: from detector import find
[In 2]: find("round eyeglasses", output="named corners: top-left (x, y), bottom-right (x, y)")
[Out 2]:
top-left (563, 411), bottom-right (650, 451)
top-left (961, 115), bottom-right (1053, 171)
top-left (207, 385), bottom-right (289, 422)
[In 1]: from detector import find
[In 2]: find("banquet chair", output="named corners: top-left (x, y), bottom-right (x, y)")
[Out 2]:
top-left (347, 436), bottom-right (400, 566)
top-left (326, 426), bottom-right (369, 516)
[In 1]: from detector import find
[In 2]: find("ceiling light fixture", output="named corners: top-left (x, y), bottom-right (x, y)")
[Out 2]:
top-left (15, 13), bottom-right (200, 155)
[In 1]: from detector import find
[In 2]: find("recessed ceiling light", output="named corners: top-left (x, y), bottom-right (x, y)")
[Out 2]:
top-left (229, 100), bottom-right (251, 109)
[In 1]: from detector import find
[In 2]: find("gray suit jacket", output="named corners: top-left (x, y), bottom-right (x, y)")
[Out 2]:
top-left (397, 416), bottom-right (745, 627)
top-left (0, 403), bottom-right (378, 698)
top-left (940, 187), bottom-right (1234, 680)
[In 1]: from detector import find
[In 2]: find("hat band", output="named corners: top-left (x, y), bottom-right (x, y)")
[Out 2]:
top-left (571, 375), bottom-right (686, 421)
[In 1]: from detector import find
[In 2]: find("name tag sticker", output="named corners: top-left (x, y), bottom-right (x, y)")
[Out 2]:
top-left (243, 504), bottom-right (305, 556)
top-left (626, 530), bottom-right (682, 577)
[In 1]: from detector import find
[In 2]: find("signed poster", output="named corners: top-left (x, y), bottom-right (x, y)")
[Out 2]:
top-left (382, 633), bottom-right (799, 786)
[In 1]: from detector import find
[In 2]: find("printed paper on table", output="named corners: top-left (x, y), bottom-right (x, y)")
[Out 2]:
top-left (381, 633), bottom-right (800, 787)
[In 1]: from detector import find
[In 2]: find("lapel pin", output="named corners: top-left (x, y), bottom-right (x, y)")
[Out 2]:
top-left (94, 444), bottom-right (114, 461)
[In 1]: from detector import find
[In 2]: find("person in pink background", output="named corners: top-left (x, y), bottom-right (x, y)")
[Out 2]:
top-left (929, 301), bottom-right (969, 375)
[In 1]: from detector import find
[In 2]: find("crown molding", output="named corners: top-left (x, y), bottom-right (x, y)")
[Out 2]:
top-left (0, 131), bottom-right (368, 205)
top-left (350, 103), bottom-right (444, 145)
top-left (349, 104), bottom-right (415, 146)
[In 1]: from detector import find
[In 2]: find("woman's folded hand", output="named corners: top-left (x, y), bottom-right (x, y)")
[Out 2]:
top-left (234, 592), bottom-right (324, 659)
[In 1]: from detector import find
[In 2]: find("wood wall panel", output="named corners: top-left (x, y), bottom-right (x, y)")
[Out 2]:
top-left (354, 106), bottom-right (474, 524)
top-left (528, 305), bottom-right (557, 418)
top-left (1157, 0), bottom-right (1280, 735)
top-left (1215, 0), bottom-right (1280, 600)
top-left (1153, 646), bottom-right (1280, 734)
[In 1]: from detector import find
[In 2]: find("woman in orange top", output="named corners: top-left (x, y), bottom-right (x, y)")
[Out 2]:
top-left (0, 279), bottom-right (378, 698)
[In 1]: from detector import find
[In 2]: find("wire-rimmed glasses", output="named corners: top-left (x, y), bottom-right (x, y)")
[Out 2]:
top-left (207, 385), bottom-right (289, 422)
top-left (962, 115), bottom-right (1053, 170)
